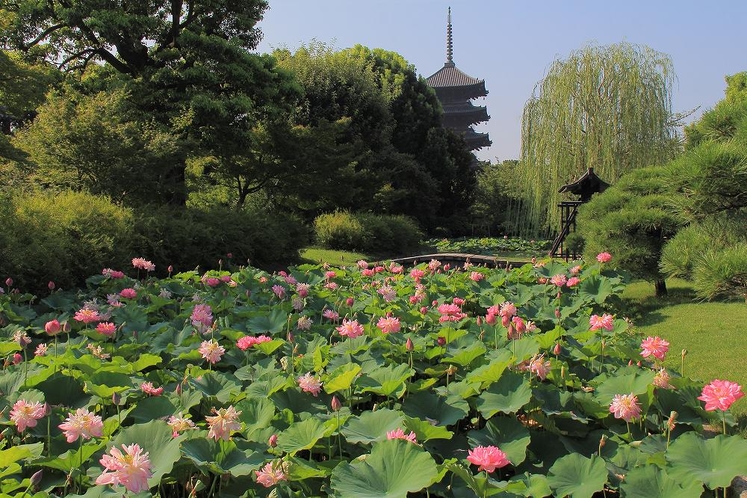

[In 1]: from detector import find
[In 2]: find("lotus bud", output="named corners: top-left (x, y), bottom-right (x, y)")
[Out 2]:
top-left (437, 336), bottom-right (446, 346)
top-left (48, 281), bottom-right (55, 291)
top-left (112, 392), bottom-right (122, 405)
top-left (406, 337), bottom-right (414, 352)
top-left (30, 469), bottom-right (43, 488)
top-left (331, 395), bottom-right (342, 412)
top-left (346, 297), bottom-right (354, 307)
top-left (5, 277), bottom-right (12, 287)
top-left (62, 322), bottom-right (71, 333)
top-left (553, 343), bottom-right (562, 356)
top-left (555, 308), bottom-right (561, 319)
top-left (268, 434), bottom-right (278, 447)
top-left (45, 319), bottom-right (61, 336)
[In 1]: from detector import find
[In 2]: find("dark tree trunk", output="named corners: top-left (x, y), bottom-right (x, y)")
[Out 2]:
top-left (654, 279), bottom-right (668, 297)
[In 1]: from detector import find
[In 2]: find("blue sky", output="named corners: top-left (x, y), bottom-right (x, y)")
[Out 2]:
top-left (256, 1), bottom-right (746, 162)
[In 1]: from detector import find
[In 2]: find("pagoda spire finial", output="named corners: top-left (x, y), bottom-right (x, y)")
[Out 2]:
top-left (446, 7), bottom-right (454, 66)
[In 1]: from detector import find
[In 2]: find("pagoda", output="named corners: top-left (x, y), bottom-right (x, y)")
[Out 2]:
top-left (426, 7), bottom-right (491, 151)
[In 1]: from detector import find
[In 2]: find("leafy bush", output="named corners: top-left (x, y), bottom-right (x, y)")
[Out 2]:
top-left (1, 257), bottom-right (746, 496)
top-left (314, 211), bottom-right (422, 255)
top-left (0, 193), bottom-right (306, 291)
top-left (313, 211), bottom-right (367, 251)
top-left (0, 190), bottom-right (134, 291)
top-left (132, 206), bottom-right (307, 272)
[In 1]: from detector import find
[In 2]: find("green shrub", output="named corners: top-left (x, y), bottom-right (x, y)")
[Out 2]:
top-left (131, 206), bottom-right (307, 273)
top-left (0, 190), bottom-right (134, 291)
top-left (314, 211), bottom-right (422, 255)
top-left (313, 211), bottom-right (367, 251)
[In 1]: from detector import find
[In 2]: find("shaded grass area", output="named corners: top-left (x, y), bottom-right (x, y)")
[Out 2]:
top-left (299, 247), bottom-right (372, 267)
top-left (621, 279), bottom-right (747, 418)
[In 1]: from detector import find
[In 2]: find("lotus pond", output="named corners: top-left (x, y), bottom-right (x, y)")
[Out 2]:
top-left (1, 256), bottom-right (745, 497)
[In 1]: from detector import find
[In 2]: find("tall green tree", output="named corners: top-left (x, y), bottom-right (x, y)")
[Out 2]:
top-left (1, 0), bottom-right (293, 205)
top-left (516, 42), bottom-right (680, 236)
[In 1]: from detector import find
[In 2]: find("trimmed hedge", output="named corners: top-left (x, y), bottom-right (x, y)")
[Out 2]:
top-left (0, 190), bottom-right (307, 292)
top-left (313, 211), bottom-right (422, 256)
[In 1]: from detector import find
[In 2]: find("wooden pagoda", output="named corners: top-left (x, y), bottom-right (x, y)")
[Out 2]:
top-left (426, 8), bottom-right (491, 151)
top-left (549, 168), bottom-right (610, 259)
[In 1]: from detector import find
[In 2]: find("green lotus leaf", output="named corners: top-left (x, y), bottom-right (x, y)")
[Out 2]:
top-left (401, 390), bottom-right (469, 426)
top-left (593, 368), bottom-right (655, 404)
top-left (620, 464), bottom-right (703, 498)
top-left (325, 363), bottom-right (362, 393)
top-left (403, 416), bottom-right (453, 442)
top-left (189, 371), bottom-right (241, 403)
top-left (182, 438), bottom-right (264, 476)
top-left (34, 374), bottom-right (87, 407)
top-left (127, 396), bottom-right (177, 423)
top-left (246, 308), bottom-right (290, 334)
top-left (357, 363), bottom-right (413, 398)
top-left (468, 416), bottom-right (530, 466)
top-left (443, 340), bottom-right (487, 368)
top-left (35, 440), bottom-right (106, 473)
top-left (254, 339), bottom-right (285, 355)
top-left (446, 461), bottom-right (516, 496)
top-left (330, 439), bottom-right (439, 497)
top-left (510, 472), bottom-right (552, 498)
top-left (510, 335), bottom-right (540, 363)
top-left (0, 341), bottom-right (21, 356)
top-left (464, 349), bottom-right (513, 387)
top-left (0, 443), bottom-right (44, 468)
top-left (476, 371), bottom-right (532, 417)
top-left (111, 420), bottom-right (182, 486)
top-left (286, 455), bottom-right (334, 480)
top-left (666, 432), bottom-right (747, 490)
top-left (578, 274), bottom-right (615, 304)
top-left (547, 453), bottom-right (607, 498)
top-left (276, 417), bottom-right (327, 455)
top-left (129, 353), bottom-right (163, 372)
top-left (341, 408), bottom-right (404, 444)
top-left (112, 304), bottom-right (149, 333)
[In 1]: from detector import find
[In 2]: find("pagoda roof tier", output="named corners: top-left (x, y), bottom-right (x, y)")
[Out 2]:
top-left (441, 102), bottom-right (490, 126)
top-left (427, 64), bottom-right (487, 94)
top-left (461, 128), bottom-right (492, 150)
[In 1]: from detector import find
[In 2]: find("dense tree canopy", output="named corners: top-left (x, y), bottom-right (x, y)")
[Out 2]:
top-left (515, 42), bottom-right (680, 236)
top-left (1, 0), bottom-right (296, 205)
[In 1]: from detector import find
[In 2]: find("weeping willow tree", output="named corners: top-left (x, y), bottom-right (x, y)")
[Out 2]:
top-left (514, 42), bottom-right (680, 236)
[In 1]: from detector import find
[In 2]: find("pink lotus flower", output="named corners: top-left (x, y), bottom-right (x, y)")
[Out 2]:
top-left (296, 283), bottom-right (310, 297)
top-left (297, 315), bottom-right (313, 330)
top-left (44, 319), bottom-right (61, 335)
top-left (190, 304), bottom-right (213, 333)
top-left (469, 271), bottom-right (484, 281)
top-left (387, 428), bottom-right (417, 443)
top-left (467, 445), bottom-right (511, 473)
top-left (199, 339), bottom-right (225, 365)
top-left (499, 302), bottom-right (517, 318)
top-left (74, 308), bottom-right (101, 324)
top-left (596, 252), bottom-right (612, 263)
top-left (409, 268), bottom-right (425, 281)
top-left (35, 343), bottom-right (48, 356)
top-left (438, 303), bottom-right (467, 323)
top-left (640, 336), bottom-right (669, 361)
top-left (58, 408), bottom-right (104, 443)
top-left (550, 274), bottom-right (567, 287)
top-left (297, 372), bottom-right (323, 396)
top-left (271, 284), bottom-right (286, 299)
top-left (589, 313), bottom-right (614, 331)
top-left (236, 335), bottom-right (272, 350)
top-left (10, 400), bottom-right (47, 432)
top-left (102, 268), bottom-right (125, 279)
top-left (119, 288), bottom-right (137, 299)
top-left (528, 354), bottom-right (551, 380)
top-left (206, 406), bottom-right (242, 440)
top-left (376, 316), bottom-right (401, 334)
top-left (698, 379), bottom-right (744, 412)
top-left (566, 276), bottom-right (581, 288)
top-left (377, 285), bottom-right (397, 302)
top-left (255, 461), bottom-right (288, 488)
top-left (96, 322), bottom-right (117, 337)
top-left (336, 319), bottom-right (364, 339)
top-left (357, 260), bottom-right (369, 269)
top-left (167, 414), bottom-right (195, 438)
top-left (653, 368), bottom-right (673, 389)
top-left (609, 393), bottom-right (642, 422)
top-left (95, 443), bottom-right (152, 493)
top-left (140, 382), bottom-right (163, 396)
top-left (131, 257), bottom-right (155, 272)
top-left (323, 309), bottom-right (340, 321)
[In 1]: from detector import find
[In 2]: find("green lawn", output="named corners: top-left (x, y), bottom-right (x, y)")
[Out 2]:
top-left (299, 247), bottom-right (372, 267)
top-left (621, 279), bottom-right (747, 416)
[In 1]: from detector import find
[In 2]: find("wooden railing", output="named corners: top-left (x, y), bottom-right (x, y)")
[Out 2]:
top-left (549, 201), bottom-right (582, 260)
